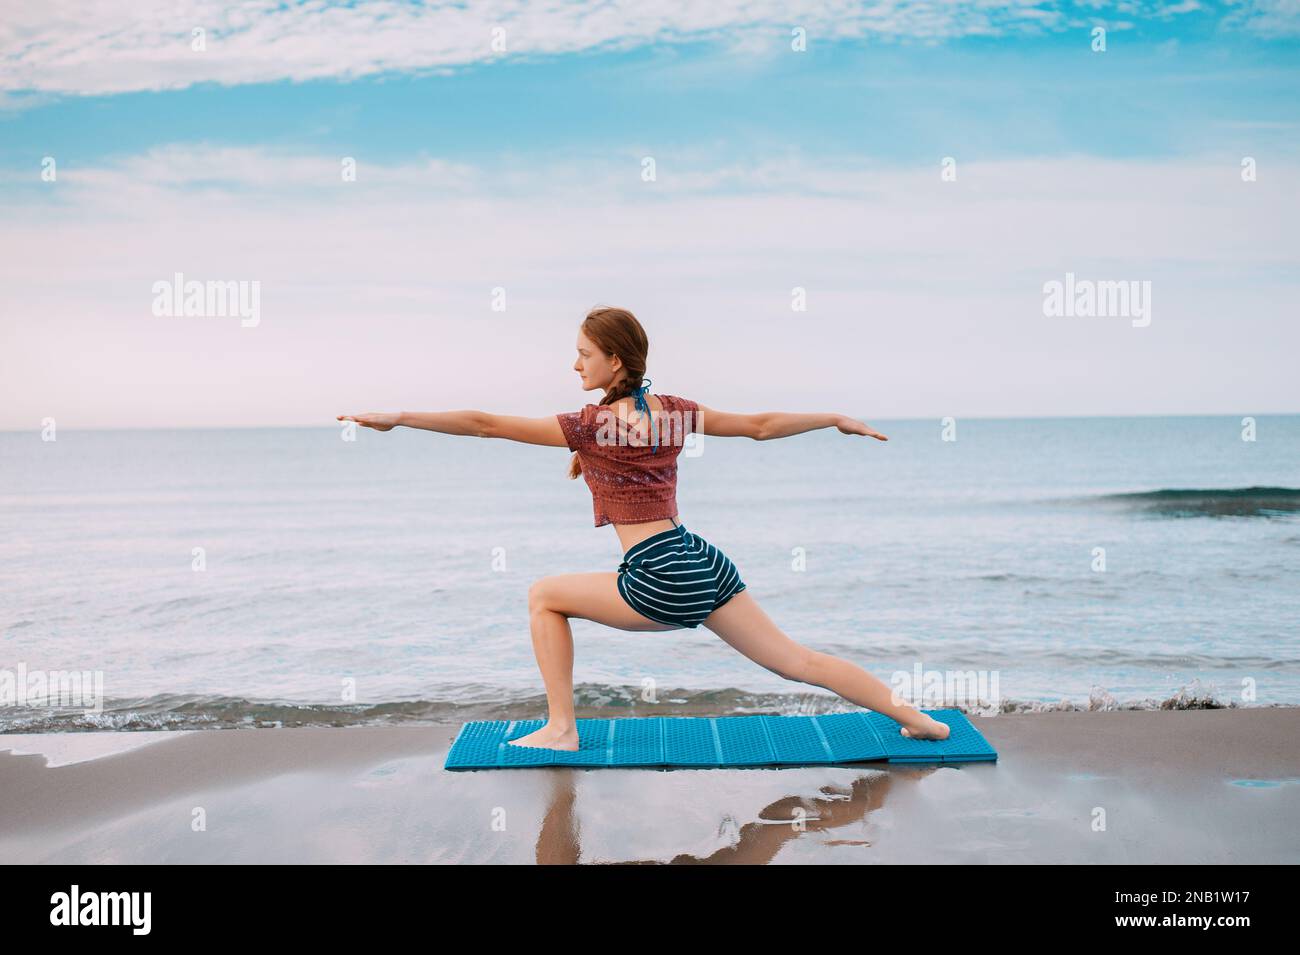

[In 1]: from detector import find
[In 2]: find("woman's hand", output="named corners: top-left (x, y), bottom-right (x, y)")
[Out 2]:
top-left (337, 412), bottom-right (400, 432)
top-left (836, 416), bottom-right (888, 441)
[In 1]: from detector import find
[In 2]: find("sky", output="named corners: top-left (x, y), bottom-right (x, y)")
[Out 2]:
top-left (1, 0), bottom-right (1297, 428)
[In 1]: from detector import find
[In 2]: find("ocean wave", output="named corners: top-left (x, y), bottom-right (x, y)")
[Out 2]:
top-left (965, 573), bottom-right (1052, 583)
top-left (0, 682), bottom-right (1275, 734)
top-left (1090, 486), bottom-right (1300, 519)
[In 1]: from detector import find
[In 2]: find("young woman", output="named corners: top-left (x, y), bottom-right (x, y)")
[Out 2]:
top-left (339, 306), bottom-right (950, 751)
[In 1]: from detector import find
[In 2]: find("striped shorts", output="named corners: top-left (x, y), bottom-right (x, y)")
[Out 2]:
top-left (616, 523), bottom-right (747, 629)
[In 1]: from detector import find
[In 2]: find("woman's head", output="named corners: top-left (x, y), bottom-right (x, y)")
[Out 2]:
top-left (572, 306), bottom-right (648, 405)
top-left (567, 305), bottom-right (649, 479)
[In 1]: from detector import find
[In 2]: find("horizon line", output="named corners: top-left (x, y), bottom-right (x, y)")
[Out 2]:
top-left (5, 409), bottom-right (1298, 433)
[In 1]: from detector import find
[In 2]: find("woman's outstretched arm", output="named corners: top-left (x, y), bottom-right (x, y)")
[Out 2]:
top-left (697, 404), bottom-right (887, 442)
top-left (336, 411), bottom-right (568, 447)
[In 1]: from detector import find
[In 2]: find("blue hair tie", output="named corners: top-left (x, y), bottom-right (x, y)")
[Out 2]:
top-left (631, 378), bottom-right (658, 453)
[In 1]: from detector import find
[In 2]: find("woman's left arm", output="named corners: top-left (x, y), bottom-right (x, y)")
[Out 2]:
top-left (337, 410), bottom-right (569, 447)
top-left (336, 410), bottom-right (485, 435)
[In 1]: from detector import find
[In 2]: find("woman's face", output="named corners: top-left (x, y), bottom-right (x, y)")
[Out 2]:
top-left (573, 329), bottom-right (620, 392)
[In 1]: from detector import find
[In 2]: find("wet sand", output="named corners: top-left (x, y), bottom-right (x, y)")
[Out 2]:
top-left (2, 708), bottom-right (1298, 863)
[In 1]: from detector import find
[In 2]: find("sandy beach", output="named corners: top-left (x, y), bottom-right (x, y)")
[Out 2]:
top-left (2, 707), bottom-right (1297, 864)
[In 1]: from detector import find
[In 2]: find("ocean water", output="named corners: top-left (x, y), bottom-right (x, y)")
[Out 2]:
top-left (1, 415), bottom-right (1297, 731)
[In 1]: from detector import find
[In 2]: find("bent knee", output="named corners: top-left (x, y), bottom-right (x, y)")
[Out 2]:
top-left (528, 578), bottom-right (564, 616)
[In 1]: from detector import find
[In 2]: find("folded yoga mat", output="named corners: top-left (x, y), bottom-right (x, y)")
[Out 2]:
top-left (444, 708), bottom-right (996, 770)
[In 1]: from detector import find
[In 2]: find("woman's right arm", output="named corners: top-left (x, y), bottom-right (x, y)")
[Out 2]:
top-left (694, 405), bottom-right (887, 441)
top-left (337, 410), bottom-right (568, 446)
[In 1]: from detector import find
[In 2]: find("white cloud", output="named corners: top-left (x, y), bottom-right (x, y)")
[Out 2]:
top-left (0, 0), bottom-right (1232, 97)
top-left (1224, 0), bottom-right (1300, 35)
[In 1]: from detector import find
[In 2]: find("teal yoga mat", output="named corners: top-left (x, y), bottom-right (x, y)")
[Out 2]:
top-left (444, 708), bottom-right (996, 770)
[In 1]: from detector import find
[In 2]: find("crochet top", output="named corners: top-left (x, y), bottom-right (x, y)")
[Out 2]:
top-left (556, 387), bottom-right (701, 526)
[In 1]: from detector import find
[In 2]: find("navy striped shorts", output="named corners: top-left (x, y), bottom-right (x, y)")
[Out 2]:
top-left (616, 523), bottom-right (746, 629)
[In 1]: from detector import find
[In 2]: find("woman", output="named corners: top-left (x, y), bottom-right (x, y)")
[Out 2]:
top-left (339, 306), bottom-right (950, 751)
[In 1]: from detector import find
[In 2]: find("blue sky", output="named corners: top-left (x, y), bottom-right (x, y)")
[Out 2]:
top-left (1, 1), bottom-right (1298, 427)
top-left (5, 10), bottom-right (1299, 168)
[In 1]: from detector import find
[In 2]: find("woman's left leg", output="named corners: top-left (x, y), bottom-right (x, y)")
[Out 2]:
top-left (509, 572), bottom-right (678, 750)
top-left (701, 590), bottom-right (950, 740)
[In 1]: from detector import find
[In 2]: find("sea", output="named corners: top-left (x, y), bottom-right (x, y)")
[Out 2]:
top-left (2, 414), bottom-right (1297, 732)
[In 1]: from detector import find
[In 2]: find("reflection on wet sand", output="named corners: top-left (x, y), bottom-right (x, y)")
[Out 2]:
top-left (529, 763), bottom-right (942, 864)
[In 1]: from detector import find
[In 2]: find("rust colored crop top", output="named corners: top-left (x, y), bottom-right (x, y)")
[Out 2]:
top-left (556, 392), bottom-right (701, 526)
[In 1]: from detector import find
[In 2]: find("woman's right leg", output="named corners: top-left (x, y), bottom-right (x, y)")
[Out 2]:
top-left (701, 590), bottom-right (950, 740)
top-left (509, 572), bottom-right (678, 750)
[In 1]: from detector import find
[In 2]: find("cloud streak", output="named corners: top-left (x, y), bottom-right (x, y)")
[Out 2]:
top-left (2, 144), bottom-right (1296, 427)
top-left (0, 0), bottom-right (1254, 98)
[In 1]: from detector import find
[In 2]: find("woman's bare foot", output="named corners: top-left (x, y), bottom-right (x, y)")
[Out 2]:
top-left (898, 712), bottom-right (951, 741)
top-left (505, 722), bottom-right (580, 751)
